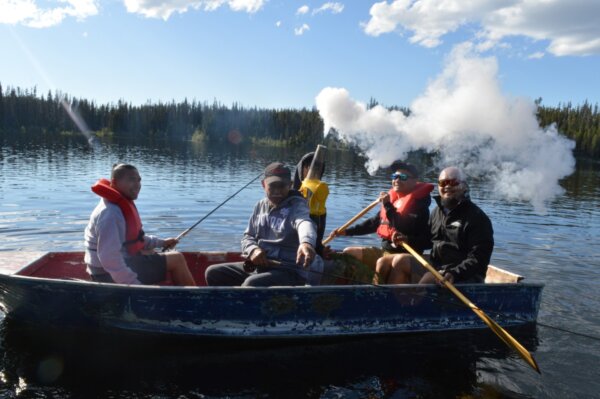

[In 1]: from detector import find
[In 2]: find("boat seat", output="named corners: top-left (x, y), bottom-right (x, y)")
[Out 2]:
top-left (485, 265), bottom-right (524, 283)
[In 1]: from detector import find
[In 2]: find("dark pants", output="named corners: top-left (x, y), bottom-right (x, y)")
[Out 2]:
top-left (311, 213), bottom-right (326, 256)
top-left (88, 254), bottom-right (167, 284)
top-left (205, 262), bottom-right (306, 287)
top-left (411, 256), bottom-right (485, 283)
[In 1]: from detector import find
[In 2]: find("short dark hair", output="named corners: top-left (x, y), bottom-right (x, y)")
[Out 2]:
top-left (111, 163), bottom-right (137, 180)
top-left (390, 161), bottom-right (419, 177)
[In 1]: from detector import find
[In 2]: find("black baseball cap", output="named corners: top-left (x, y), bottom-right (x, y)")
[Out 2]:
top-left (390, 161), bottom-right (419, 177)
top-left (264, 162), bottom-right (291, 185)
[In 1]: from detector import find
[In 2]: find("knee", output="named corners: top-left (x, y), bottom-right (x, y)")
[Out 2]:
top-left (241, 274), bottom-right (263, 287)
top-left (343, 247), bottom-right (361, 259)
top-left (419, 272), bottom-right (436, 284)
top-left (204, 265), bottom-right (220, 285)
top-left (375, 258), bottom-right (389, 274)
top-left (175, 252), bottom-right (187, 265)
top-left (391, 254), bottom-right (408, 269)
top-left (166, 252), bottom-right (186, 268)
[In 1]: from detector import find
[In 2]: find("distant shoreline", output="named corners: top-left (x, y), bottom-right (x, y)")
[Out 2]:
top-left (1, 83), bottom-right (598, 157)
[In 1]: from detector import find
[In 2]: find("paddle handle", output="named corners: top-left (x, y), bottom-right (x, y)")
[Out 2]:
top-left (322, 199), bottom-right (380, 245)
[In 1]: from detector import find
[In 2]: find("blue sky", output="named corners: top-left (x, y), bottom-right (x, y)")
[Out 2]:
top-left (1, 0), bottom-right (599, 109)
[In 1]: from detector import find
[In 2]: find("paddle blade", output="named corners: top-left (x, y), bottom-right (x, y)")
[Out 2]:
top-left (400, 242), bottom-right (541, 373)
top-left (475, 308), bottom-right (541, 373)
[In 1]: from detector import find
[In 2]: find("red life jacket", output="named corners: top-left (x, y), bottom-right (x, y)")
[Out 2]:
top-left (376, 182), bottom-right (434, 240)
top-left (91, 178), bottom-right (145, 255)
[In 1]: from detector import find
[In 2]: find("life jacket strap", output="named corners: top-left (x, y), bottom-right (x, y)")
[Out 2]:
top-left (123, 229), bottom-right (145, 246)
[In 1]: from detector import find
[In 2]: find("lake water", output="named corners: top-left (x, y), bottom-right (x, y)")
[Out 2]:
top-left (1, 135), bottom-right (599, 398)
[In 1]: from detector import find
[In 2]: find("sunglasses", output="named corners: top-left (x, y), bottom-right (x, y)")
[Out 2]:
top-left (391, 172), bottom-right (412, 181)
top-left (438, 179), bottom-right (460, 188)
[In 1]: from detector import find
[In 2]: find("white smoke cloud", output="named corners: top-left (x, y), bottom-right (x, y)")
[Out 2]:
top-left (363, 0), bottom-right (600, 56)
top-left (315, 43), bottom-right (575, 212)
top-left (123, 0), bottom-right (265, 20)
top-left (0, 0), bottom-right (98, 28)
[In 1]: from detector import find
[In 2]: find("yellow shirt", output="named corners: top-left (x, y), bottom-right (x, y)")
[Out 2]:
top-left (299, 179), bottom-right (329, 216)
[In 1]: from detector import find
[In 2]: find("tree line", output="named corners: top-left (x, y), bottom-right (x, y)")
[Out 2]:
top-left (0, 83), bottom-right (328, 148)
top-left (1, 82), bottom-right (598, 157)
top-left (535, 98), bottom-right (600, 157)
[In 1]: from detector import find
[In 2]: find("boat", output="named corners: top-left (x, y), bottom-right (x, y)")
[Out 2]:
top-left (0, 251), bottom-right (543, 339)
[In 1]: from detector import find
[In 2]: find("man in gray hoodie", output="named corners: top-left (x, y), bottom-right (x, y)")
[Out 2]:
top-left (205, 162), bottom-right (322, 287)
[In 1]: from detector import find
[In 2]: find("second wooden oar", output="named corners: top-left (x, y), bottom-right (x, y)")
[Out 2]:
top-left (400, 242), bottom-right (541, 373)
top-left (322, 199), bottom-right (380, 245)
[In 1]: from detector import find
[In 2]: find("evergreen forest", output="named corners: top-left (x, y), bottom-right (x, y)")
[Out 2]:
top-left (1, 83), bottom-right (598, 157)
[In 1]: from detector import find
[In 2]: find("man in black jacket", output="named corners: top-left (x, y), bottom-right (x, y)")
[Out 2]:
top-left (385, 166), bottom-right (494, 284)
top-left (328, 161), bottom-right (433, 279)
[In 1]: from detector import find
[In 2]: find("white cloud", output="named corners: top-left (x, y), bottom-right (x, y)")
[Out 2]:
top-left (0, 0), bottom-right (98, 28)
top-left (228, 0), bottom-right (265, 13)
top-left (313, 2), bottom-right (343, 15)
top-left (316, 44), bottom-right (575, 212)
top-left (295, 23), bottom-right (309, 36)
top-left (528, 51), bottom-right (544, 59)
top-left (275, 20), bottom-right (281, 27)
top-left (296, 5), bottom-right (309, 15)
top-left (363, 0), bottom-right (600, 56)
top-left (123, 0), bottom-right (266, 20)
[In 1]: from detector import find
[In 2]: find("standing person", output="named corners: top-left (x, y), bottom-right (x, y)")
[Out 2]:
top-left (327, 161), bottom-right (433, 277)
top-left (205, 162), bottom-right (322, 287)
top-left (84, 163), bottom-right (196, 286)
top-left (292, 151), bottom-right (328, 255)
top-left (383, 167), bottom-right (494, 285)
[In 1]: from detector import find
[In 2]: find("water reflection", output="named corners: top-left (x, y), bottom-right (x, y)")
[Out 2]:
top-left (0, 319), bottom-right (539, 398)
top-left (1, 134), bottom-right (599, 398)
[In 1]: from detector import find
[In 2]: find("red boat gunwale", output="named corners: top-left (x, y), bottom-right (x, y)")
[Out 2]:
top-left (0, 251), bottom-right (524, 286)
top-left (0, 252), bottom-right (247, 287)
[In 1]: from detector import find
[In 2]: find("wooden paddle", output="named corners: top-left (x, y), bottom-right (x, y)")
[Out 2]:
top-left (322, 199), bottom-right (380, 245)
top-left (400, 242), bottom-right (541, 373)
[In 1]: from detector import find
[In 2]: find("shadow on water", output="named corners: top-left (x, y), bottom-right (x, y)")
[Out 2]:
top-left (0, 318), bottom-right (539, 398)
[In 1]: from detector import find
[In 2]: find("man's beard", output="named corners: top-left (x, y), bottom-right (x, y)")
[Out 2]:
top-left (441, 196), bottom-right (460, 209)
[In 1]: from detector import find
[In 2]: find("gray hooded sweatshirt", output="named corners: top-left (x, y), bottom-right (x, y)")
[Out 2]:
top-left (241, 191), bottom-right (322, 283)
top-left (84, 199), bottom-right (165, 284)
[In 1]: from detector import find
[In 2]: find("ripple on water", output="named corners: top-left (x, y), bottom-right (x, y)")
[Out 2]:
top-left (0, 137), bottom-right (599, 398)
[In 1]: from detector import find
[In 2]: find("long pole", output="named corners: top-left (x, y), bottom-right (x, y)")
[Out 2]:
top-left (400, 242), bottom-right (541, 373)
top-left (322, 199), bottom-right (380, 245)
top-left (175, 172), bottom-right (262, 242)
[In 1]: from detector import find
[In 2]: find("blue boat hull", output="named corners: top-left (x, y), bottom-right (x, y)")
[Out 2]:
top-left (0, 274), bottom-right (543, 339)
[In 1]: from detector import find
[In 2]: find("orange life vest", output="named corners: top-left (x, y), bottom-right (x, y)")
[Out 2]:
top-left (376, 182), bottom-right (434, 240)
top-left (91, 178), bottom-right (145, 255)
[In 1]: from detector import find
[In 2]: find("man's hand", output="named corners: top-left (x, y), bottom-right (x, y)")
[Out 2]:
top-left (162, 238), bottom-right (179, 251)
top-left (327, 228), bottom-right (346, 241)
top-left (321, 245), bottom-right (335, 260)
top-left (379, 191), bottom-right (390, 204)
top-left (249, 248), bottom-right (268, 267)
top-left (296, 243), bottom-right (316, 268)
top-left (439, 271), bottom-right (455, 286)
top-left (391, 231), bottom-right (406, 247)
